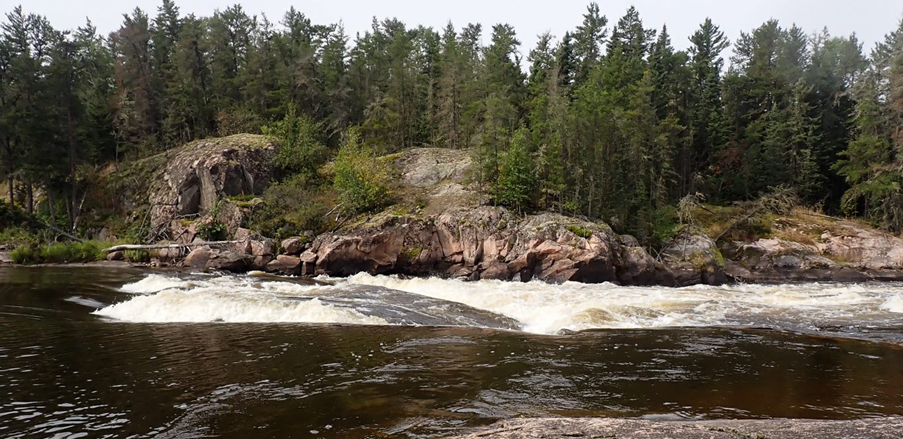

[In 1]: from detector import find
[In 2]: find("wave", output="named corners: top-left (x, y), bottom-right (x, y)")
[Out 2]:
top-left (97, 273), bottom-right (903, 335)
top-left (98, 276), bottom-right (387, 325)
top-left (342, 274), bottom-right (903, 334)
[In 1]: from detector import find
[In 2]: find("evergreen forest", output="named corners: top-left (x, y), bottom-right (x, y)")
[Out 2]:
top-left (2, 1), bottom-right (903, 245)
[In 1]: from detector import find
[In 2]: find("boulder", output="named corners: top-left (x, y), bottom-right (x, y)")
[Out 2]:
top-left (205, 250), bottom-right (250, 272)
top-left (662, 235), bottom-right (726, 286)
top-left (233, 227), bottom-right (276, 270)
top-left (815, 220), bottom-right (903, 270)
top-left (184, 246), bottom-right (213, 268)
top-left (266, 255), bottom-right (302, 275)
top-left (106, 251), bottom-right (124, 262)
top-left (722, 238), bottom-right (838, 282)
top-left (281, 237), bottom-right (308, 255)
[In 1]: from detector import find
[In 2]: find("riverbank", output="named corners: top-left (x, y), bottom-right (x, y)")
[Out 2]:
top-left (451, 418), bottom-right (903, 439)
top-left (5, 136), bottom-right (903, 286)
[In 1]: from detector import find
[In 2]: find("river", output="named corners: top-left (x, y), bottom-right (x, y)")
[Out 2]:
top-left (2, 266), bottom-right (903, 438)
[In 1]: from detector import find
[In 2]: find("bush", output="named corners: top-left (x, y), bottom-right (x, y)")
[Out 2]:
top-left (124, 249), bottom-right (151, 263)
top-left (650, 205), bottom-right (680, 248)
top-left (10, 245), bottom-right (41, 265)
top-left (216, 107), bottom-right (263, 137)
top-left (248, 174), bottom-right (335, 239)
top-left (0, 226), bottom-right (41, 247)
top-left (333, 127), bottom-right (391, 214)
top-left (11, 240), bottom-right (109, 265)
top-left (197, 220), bottom-right (226, 241)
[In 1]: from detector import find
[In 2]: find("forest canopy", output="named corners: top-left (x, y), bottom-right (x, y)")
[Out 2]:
top-left (2, 1), bottom-right (903, 242)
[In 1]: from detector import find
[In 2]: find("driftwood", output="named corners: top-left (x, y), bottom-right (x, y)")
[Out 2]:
top-left (102, 240), bottom-right (241, 253)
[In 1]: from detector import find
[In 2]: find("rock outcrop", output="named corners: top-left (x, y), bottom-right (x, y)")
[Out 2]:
top-left (721, 217), bottom-right (903, 282)
top-left (299, 207), bottom-right (676, 285)
top-left (102, 141), bottom-right (903, 285)
top-left (144, 134), bottom-right (277, 234)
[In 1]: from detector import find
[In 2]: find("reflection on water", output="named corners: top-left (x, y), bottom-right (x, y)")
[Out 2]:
top-left (2, 267), bottom-right (903, 438)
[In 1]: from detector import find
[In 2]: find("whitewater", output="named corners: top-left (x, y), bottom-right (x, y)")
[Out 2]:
top-left (93, 272), bottom-right (903, 337)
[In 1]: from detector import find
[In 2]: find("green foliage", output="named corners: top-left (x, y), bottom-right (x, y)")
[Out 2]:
top-left (649, 205), bottom-right (680, 248)
top-left (197, 221), bottom-right (226, 241)
top-left (11, 241), bottom-right (109, 265)
top-left (1, 3), bottom-right (901, 245)
top-left (249, 173), bottom-right (334, 239)
top-left (215, 107), bottom-right (263, 137)
top-left (333, 128), bottom-right (391, 214)
top-left (196, 199), bottom-right (226, 241)
top-left (566, 225), bottom-right (593, 239)
top-left (124, 249), bottom-right (151, 263)
top-left (494, 128), bottom-right (537, 212)
top-left (262, 108), bottom-right (328, 176)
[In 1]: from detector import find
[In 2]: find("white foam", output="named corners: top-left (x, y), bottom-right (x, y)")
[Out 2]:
top-left (100, 273), bottom-right (903, 334)
top-left (881, 294), bottom-right (903, 313)
top-left (343, 274), bottom-right (903, 334)
top-left (98, 276), bottom-right (387, 325)
top-left (119, 274), bottom-right (191, 294)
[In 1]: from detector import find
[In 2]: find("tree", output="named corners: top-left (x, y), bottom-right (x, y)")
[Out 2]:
top-left (495, 128), bottom-right (537, 212)
top-left (262, 106), bottom-right (327, 176)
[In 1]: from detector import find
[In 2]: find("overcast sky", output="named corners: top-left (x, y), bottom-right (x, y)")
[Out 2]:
top-left (11, 0), bottom-right (903, 63)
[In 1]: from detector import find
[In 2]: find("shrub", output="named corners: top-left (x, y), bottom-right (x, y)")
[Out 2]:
top-left (124, 249), bottom-right (151, 263)
top-left (216, 107), bottom-right (263, 137)
top-left (197, 220), bottom-right (226, 241)
top-left (248, 174), bottom-right (335, 239)
top-left (10, 245), bottom-right (41, 265)
top-left (333, 127), bottom-right (391, 214)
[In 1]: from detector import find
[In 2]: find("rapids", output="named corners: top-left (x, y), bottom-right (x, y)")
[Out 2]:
top-left (4, 266), bottom-right (903, 438)
top-left (97, 272), bottom-right (903, 340)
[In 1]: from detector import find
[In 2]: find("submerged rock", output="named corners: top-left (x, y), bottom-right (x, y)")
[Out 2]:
top-left (450, 417), bottom-right (903, 439)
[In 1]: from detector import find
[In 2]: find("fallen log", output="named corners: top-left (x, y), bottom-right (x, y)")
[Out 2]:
top-left (102, 241), bottom-right (242, 253)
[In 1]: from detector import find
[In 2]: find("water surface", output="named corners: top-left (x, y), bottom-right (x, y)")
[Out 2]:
top-left (2, 267), bottom-right (903, 438)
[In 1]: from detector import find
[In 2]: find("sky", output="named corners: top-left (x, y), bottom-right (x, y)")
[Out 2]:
top-left (8, 0), bottom-right (903, 63)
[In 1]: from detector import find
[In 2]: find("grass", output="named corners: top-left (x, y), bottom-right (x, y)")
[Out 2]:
top-left (124, 249), bottom-right (152, 263)
top-left (567, 225), bottom-right (593, 239)
top-left (10, 241), bottom-right (111, 265)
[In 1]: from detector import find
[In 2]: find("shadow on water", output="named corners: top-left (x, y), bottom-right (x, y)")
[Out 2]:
top-left (2, 267), bottom-right (903, 438)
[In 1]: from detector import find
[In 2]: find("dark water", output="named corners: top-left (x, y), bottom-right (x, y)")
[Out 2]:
top-left (2, 267), bottom-right (903, 438)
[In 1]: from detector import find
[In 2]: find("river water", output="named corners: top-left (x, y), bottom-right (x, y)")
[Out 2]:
top-left (2, 267), bottom-right (903, 438)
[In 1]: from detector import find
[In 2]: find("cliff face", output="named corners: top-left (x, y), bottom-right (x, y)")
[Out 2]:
top-left (101, 134), bottom-right (276, 243)
top-left (145, 134), bottom-right (276, 232)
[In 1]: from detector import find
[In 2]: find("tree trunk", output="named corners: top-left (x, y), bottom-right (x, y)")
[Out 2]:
top-left (68, 108), bottom-right (77, 230)
top-left (48, 183), bottom-right (56, 226)
top-left (26, 178), bottom-right (33, 214)
top-left (6, 175), bottom-right (12, 208)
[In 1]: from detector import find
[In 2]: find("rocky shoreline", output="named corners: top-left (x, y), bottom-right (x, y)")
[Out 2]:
top-left (98, 205), bottom-right (903, 286)
top-left (449, 417), bottom-right (903, 439)
top-left (7, 136), bottom-right (903, 286)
